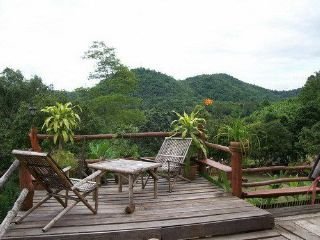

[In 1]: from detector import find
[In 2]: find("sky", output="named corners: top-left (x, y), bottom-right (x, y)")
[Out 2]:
top-left (0, 0), bottom-right (319, 91)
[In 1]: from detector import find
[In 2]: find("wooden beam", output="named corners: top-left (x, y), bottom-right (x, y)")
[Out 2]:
top-left (242, 177), bottom-right (310, 187)
top-left (230, 142), bottom-right (242, 198)
top-left (243, 186), bottom-right (320, 198)
top-left (0, 188), bottom-right (29, 238)
top-left (37, 132), bottom-right (173, 141)
top-left (19, 127), bottom-right (40, 211)
top-left (0, 160), bottom-right (19, 189)
top-left (197, 159), bottom-right (232, 173)
top-left (243, 165), bottom-right (311, 174)
top-left (204, 141), bottom-right (232, 154)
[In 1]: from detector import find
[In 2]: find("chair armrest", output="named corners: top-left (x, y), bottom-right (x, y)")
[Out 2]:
top-left (71, 170), bottom-right (103, 190)
top-left (140, 157), bottom-right (155, 162)
top-left (62, 166), bottom-right (72, 177)
top-left (62, 166), bottom-right (72, 173)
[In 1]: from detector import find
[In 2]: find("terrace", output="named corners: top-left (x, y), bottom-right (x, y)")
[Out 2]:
top-left (1, 129), bottom-right (319, 239)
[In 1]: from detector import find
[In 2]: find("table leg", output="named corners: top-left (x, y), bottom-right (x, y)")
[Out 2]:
top-left (154, 168), bottom-right (158, 199)
top-left (118, 173), bottom-right (122, 192)
top-left (147, 168), bottom-right (159, 199)
top-left (125, 174), bottom-right (135, 214)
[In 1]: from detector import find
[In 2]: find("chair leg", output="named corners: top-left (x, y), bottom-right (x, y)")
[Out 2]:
top-left (65, 190), bottom-right (68, 206)
top-left (15, 194), bottom-right (52, 224)
top-left (42, 190), bottom-right (97, 232)
top-left (178, 175), bottom-right (192, 183)
top-left (168, 177), bottom-right (172, 193)
top-left (42, 199), bottom-right (78, 232)
top-left (73, 190), bottom-right (97, 214)
top-left (94, 187), bottom-right (98, 211)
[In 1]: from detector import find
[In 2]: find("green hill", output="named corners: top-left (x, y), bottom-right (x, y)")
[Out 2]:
top-left (183, 73), bottom-right (299, 102)
top-left (133, 68), bottom-right (196, 111)
top-left (133, 68), bottom-right (300, 109)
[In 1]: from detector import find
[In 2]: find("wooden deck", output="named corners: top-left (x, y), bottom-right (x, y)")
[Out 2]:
top-left (3, 176), bottom-right (274, 240)
top-left (197, 205), bottom-right (320, 240)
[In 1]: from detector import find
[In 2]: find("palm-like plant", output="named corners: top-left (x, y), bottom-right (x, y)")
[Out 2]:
top-left (171, 105), bottom-right (207, 157)
top-left (41, 102), bottom-right (81, 149)
top-left (215, 118), bottom-right (259, 155)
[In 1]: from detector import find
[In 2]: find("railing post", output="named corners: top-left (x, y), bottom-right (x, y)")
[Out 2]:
top-left (19, 127), bottom-right (41, 210)
top-left (229, 142), bottom-right (242, 198)
top-left (197, 124), bottom-right (206, 175)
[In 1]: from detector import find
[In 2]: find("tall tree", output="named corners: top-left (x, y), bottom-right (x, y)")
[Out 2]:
top-left (83, 41), bottom-right (145, 132)
top-left (83, 41), bottom-right (122, 81)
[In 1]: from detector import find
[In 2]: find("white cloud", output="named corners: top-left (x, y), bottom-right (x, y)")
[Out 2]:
top-left (0, 0), bottom-right (319, 90)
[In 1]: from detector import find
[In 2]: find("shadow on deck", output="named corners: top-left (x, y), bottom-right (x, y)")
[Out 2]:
top-left (4, 176), bottom-right (274, 240)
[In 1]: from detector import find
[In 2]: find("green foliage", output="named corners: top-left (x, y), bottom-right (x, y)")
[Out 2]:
top-left (204, 172), bottom-right (231, 192)
top-left (216, 118), bottom-right (259, 155)
top-left (267, 171), bottom-right (286, 189)
top-left (52, 149), bottom-right (78, 169)
top-left (88, 140), bottom-right (139, 159)
top-left (183, 73), bottom-right (300, 102)
top-left (171, 105), bottom-right (207, 157)
top-left (82, 44), bottom-right (146, 133)
top-left (299, 122), bottom-right (320, 155)
top-left (299, 71), bottom-right (320, 104)
top-left (0, 68), bottom-right (49, 170)
top-left (0, 175), bottom-right (19, 221)
top-left (83, 41), bottom-right (122, 81)
top-left (41, 102), bottom-right (82, 147)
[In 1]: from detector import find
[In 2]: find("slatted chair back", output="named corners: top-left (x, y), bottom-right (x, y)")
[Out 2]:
top-left (12, 150), bottom-right (73, 191)
top-left (155, 137), bottom-right (192, 172)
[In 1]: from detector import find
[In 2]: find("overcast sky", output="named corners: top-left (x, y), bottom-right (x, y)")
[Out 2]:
top-left (0, 0), bottom-right (319, 91)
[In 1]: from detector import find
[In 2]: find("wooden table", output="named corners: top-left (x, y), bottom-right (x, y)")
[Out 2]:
top-left (88, 159), bottom-right (161, 213)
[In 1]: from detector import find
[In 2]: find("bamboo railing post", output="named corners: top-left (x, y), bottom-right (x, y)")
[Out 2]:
top-left (229, 142), bottom-right (242, 198)
top-left (0, 188), bottom-right (29, 238)
top-left (197, 124), bottom-right (207, 175)
top-left (19, 127), bottom-right (41, 211)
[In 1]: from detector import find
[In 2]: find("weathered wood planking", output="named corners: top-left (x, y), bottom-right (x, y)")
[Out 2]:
top-left (3, 176), bottom-right (274, 240)
top-left (199, 229), bottom-right (284, 240)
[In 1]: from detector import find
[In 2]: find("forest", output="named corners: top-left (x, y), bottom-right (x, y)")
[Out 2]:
top-left (1, 41), bottom-right (320, 220)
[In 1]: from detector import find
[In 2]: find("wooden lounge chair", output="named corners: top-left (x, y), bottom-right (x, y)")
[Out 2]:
top-left (141, 137), bottom-right (192, 192)
top-left (12, 150), bottom-right (102, 232)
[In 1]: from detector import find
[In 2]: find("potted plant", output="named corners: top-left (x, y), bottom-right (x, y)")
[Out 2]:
top-left (41, 102), bottom-right (82, 172)
top-left (171, 101), bottom-right (212, 180)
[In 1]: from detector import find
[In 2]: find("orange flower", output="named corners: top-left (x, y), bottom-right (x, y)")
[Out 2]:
top-left (203, 98), bottom-right (214, 106)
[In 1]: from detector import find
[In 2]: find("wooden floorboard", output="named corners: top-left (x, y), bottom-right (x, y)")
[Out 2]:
top-left (3, 175), bottom-right (274, 240)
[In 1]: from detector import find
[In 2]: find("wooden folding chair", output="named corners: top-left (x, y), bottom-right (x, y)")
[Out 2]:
top-left (12, 150), bottom-right (102, 232)
top-left (141, 137), bottom-right (192, 192)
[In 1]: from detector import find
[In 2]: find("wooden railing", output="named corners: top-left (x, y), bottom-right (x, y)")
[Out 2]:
top-left (0, 189), bottom-right (29, 239)
top-left (241, 165), bottom-right (316, 199)
top-left (0, 160), bottom-right (19, 189)
top-left (0, 159), bottom-right (29, 239)
top-left (25, 128), bottom-right (319, 205)
top-left (18, 128), bottom-right (243, 208)
top-left (196, 145), bottom-right (318, 202)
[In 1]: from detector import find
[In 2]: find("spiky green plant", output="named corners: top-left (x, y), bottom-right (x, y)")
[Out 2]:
top-left (215, 118), bottom-right (259, 155)
top-left (171, 105), bottom-right (207, 157)
top-left (41, 102), bottom-right (81, 149)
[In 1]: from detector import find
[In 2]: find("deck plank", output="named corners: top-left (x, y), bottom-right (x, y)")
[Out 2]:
top-left (3, 175), bottom-right (274, 240)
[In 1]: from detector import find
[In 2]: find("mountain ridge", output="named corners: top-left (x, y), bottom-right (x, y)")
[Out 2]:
top-left (132, 68), bottom-right (300, 105)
